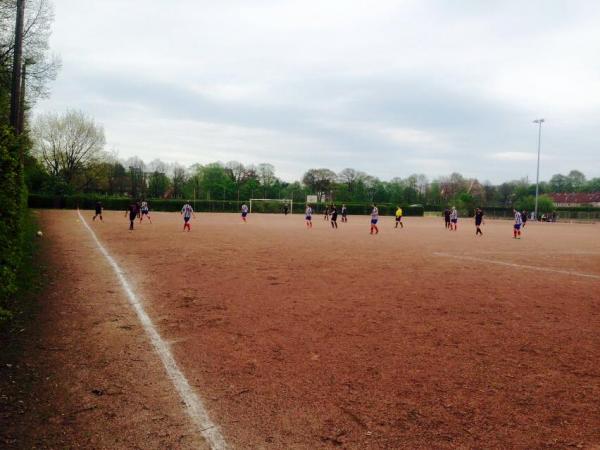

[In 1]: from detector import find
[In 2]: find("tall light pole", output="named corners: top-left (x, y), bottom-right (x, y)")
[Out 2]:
top-left (533, 118), bottom-right (545, 220)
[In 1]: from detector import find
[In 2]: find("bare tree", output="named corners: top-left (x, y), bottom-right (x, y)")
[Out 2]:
top-left (256, 163), bottom-right (276, 197)
top-left (1, 0), bottom-right (61, 102)
top-left (303, 168), bottom-right (336, 202)
top-left (338, 168), bottom-right (368, 193)
top-left (33, 109), bottom-right (105, 184)
top-left (226, 160), bottom-right (249, 201)
top-left (147, 158), bottom-right (168, 174)
top-left (172, 165), bottom-right (187, 198)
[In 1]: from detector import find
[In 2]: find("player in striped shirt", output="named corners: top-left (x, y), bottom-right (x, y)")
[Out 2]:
top-left (139, 200), bottom-right (152, 223)
top-left (450, 206), bottom-right (458, 231)
top-left (181, 202), bottom-right (195, 231)
top-left (305, 205), bottom-right (313, 228)
top-left (370, 204), bottom-right (379, 235)
top-left (513, 208), bottom-right (523, 239)
top-left (241, 203), bottom-right (249, 222)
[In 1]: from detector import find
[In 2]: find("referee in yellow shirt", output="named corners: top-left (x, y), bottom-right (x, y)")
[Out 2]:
top-left (395, 206), bottom-right (404, 229)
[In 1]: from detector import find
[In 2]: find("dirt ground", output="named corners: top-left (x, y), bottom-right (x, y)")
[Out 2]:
top-left (4, 209), bottom-right (600, 449)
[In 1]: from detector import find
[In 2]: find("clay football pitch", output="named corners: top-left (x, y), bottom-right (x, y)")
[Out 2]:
top-left (45, 210), bottom-right (600, 448)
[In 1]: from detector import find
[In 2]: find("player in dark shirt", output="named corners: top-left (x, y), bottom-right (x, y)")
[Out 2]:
top-left (283, 203), bottom-right (289, 216)
top-left (93, 201), bottom-right (103, 221)
top-left (444, 208), bottom-right (451, 229)
top-left (125, 203), bottom-right (138, 230)
top-left (475, 208), bottom-right (484, 236)
top-left (330, 205), bottom-right (338, 229)
top-left (521, 210), bottom-right (528, 227)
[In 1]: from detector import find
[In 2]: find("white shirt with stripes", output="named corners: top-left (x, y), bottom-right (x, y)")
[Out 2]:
top-left (181, 204), bottom-right (194, 219)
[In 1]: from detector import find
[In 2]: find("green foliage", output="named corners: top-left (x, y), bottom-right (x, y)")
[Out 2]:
top-left (0, 126), bottom-right (29, 322)
top-left (515, 195), bottom-right (555, 214)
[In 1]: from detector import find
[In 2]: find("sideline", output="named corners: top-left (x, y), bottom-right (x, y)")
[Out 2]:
top-left (77, 209), bottom-right (227, 450)
top-left (434, 252), bottom-right (600, 281)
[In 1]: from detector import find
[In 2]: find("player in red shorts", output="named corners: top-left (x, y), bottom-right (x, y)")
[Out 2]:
top-left (181, 202), bottom-right (195, 231)
top-left (513, 209), bottom-right (523, 239)
top-left (370, 204), bottom-right (379, 234)
top-left (139, 200), bottom-right (152, 223)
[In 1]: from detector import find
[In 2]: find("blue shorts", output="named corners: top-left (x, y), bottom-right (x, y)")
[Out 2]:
top-left (141, 209), bottom-right (149, 215)
top-left (371, 219), bottom-right (378, 225)
top-left (242, 212), bottom-right (247, 217)
top-left (306, 215), bottom-right (312, 221)
top-left (514, 223), bottom-right (521, 230)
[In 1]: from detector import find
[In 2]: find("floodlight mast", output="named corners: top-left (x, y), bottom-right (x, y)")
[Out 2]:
top-left (533, 118), bottom-right (545, 221)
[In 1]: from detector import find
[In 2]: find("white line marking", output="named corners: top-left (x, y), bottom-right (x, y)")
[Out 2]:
top-left (77, 209), bottom-right (227, 450)
top-left (434, 252), bottom-right (600, 281)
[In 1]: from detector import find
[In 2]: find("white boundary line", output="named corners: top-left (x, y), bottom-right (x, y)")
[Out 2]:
top-left (433, 252), bottom-right (600, 281)
top-left (77, 210), bottom-right (227, 450)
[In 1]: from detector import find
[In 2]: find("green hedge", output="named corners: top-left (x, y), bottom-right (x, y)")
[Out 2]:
top-left (28, 195), bottom-right (425, 216)
top-left (308, 202), bottom-right (423, 216)
top-left (1, 127), bottom-right (28, 323)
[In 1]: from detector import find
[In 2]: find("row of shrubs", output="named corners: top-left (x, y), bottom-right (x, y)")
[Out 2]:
top-left (28, 194), bottom-right (425, 216)
top-left (1, 128), bottom-right (28, 324)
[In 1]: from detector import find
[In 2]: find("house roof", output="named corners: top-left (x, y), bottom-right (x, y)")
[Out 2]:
top-left (549, 192), bottom-right (600, 204)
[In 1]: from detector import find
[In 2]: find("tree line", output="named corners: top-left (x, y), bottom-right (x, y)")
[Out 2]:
top-left (22, 113), bottom-right (598, 215)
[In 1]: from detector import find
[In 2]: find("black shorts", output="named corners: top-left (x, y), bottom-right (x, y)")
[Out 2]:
top-left (129, 214), bottom-right (136, 221)
top-left (184, 217), bottom-right (190, 223)
top-left (95, 209), bottom-right (102, 215)
top-left (475, 219), bottom-right (482, 226)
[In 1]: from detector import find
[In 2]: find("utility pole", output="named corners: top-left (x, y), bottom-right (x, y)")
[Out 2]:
top-left (17, 62), bottom-right (27, 135)
top-left (10, 0), bottom-right (26, 134)
top-left (533, 118), bottom-right (545, 221)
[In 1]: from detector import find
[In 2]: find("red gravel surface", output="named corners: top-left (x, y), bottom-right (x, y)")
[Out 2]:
top-left (11, 210), bottom-right (600, 449)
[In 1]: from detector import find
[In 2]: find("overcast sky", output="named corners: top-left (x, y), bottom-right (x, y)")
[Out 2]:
top-left (35, 0), bottom-right (600, 183)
